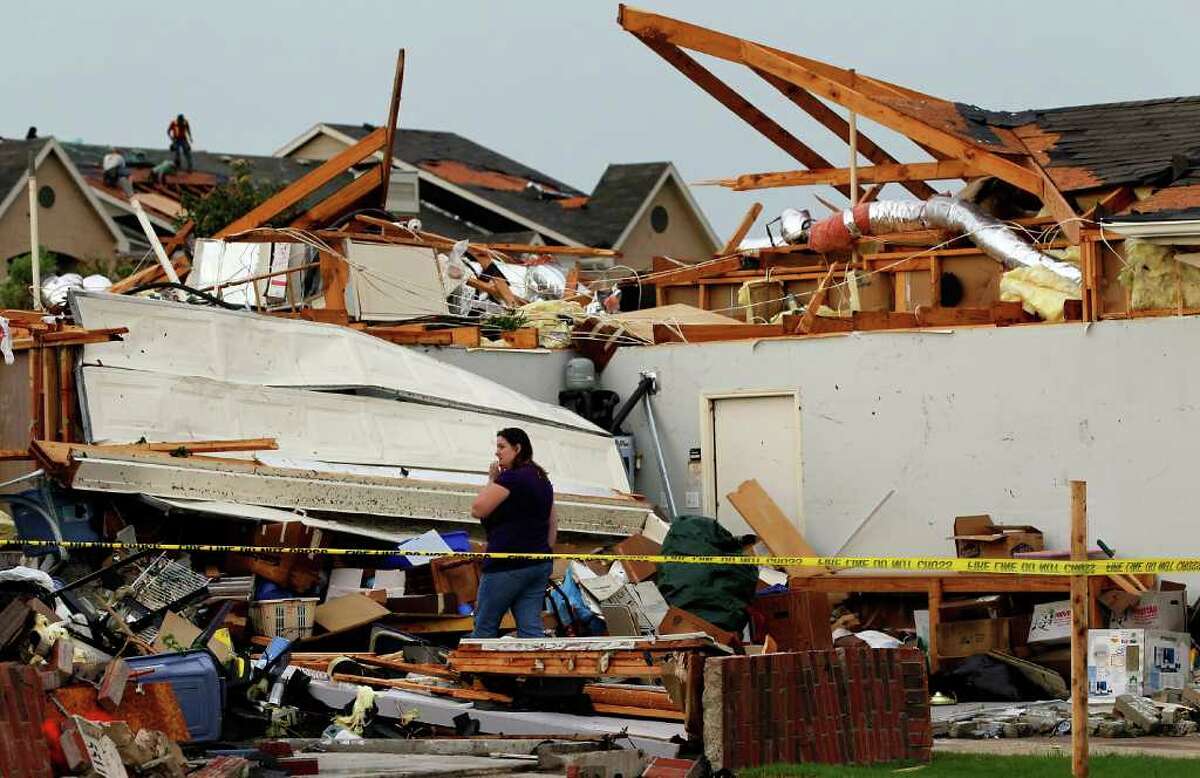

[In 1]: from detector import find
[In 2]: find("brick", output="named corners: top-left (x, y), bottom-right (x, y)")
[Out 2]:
top-left (50, 636), bottom-right (74, 680)
top-left (0, 597), bottom-right (31, 650)
top-left (98, 658), bottom-right (131, 711)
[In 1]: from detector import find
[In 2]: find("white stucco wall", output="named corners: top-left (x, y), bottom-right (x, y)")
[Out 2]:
top-left (414, 347), bottom-right (575, 406)
top-left (598, 317), bottom-right (1200, 566)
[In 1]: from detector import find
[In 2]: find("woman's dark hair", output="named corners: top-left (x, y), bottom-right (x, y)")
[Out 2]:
top-left (497, 427), bottom-right (549, 479)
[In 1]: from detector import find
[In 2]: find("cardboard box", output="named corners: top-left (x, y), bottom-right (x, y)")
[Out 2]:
top-left (658, 606), bottom-right (740, 648)
top-left (952, 515), bottom-right (1044, 559)
top-left (1027, 600), bottom-right (1072, 646)
top-left (430, 557), bottom-right (481, 604)
top-left (1108, 590), bottom-right (1188, 632)
top-left (1087, 629), bottom-right (1190, 700)
top-left (610, 534), bottom-right (661, 583)
top-left (936, 617), bottom-right (1011, 658)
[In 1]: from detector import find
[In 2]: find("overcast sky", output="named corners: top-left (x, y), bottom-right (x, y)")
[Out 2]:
top-left (6, 1), bottom-right (1193, 240)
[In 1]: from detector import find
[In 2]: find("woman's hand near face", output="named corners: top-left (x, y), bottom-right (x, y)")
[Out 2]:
top-left (488, 459), bottom-right (501, 482)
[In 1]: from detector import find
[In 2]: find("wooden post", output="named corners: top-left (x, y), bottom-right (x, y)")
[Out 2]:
top-left (380, 49), bottom-right (406, 210)
top-left (27, 151), bottom-right (42, 311)
top-left (58, 346), bottom-right (75, 442)
top-left (927, 578), bottom-right (942, 675)
top-left (1070, 480), bottom-right (1089, 778)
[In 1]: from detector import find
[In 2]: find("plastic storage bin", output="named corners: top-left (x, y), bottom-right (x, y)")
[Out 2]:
top-left (126, 650), bottom-right (224, 741)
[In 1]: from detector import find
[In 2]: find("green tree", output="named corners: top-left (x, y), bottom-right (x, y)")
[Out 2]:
top-left (0, 249), bottom-right (57, 309)
top-left (178, 159), bottom-right (284, 237)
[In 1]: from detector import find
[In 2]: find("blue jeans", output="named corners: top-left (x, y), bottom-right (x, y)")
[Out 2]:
top-left (471, 561), bottom-right (551, 638)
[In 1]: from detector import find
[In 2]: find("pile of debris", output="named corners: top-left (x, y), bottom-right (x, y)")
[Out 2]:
top-left (940, 692), bottom-right (1200, 739)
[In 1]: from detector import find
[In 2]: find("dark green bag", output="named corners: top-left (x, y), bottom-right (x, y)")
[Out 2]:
top-left (656, 514), bottom-right (758, 632)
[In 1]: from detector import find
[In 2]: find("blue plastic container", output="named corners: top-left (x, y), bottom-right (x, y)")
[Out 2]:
top-left (126, 650), bottom-right (224, 741)
top-left (5, 486), bottom-right (101, 548)
top-left (380, 530), bottom-right (472, 569)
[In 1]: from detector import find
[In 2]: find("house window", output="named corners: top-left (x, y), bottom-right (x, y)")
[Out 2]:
top-left (38, 185), bottom-right (55, 209)
top-left (650, 205), bottom-right (669, 233)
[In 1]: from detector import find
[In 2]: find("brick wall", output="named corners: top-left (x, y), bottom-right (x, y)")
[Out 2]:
top-left (0, 662), bottom-right (53, 778)
top-left (702, 648), bottom-right (931, 770)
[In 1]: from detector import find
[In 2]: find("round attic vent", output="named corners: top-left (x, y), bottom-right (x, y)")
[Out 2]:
top-left (38, 185), bottom-right (55, 209)
top-left (651, 205), bottom-right (669, 233)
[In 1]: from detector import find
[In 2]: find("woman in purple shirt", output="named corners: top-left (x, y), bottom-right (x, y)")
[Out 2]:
top-left (470, 427), bottom-right (557, 638)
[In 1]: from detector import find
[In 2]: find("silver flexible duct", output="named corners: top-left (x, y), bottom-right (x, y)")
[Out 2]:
top-left (784, 196), bottom-right (1081, 287)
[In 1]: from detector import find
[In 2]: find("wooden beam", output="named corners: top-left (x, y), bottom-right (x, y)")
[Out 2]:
top-left (1082, 186), bottom-right (1136, 222)
top-left (726, 479), bottom-right (826, 576)
top-left (218, 126), bottom-right (387, 236)
top-left (738, 43), bottom-right (1044, 197)
top-left (711, 160), bottom-right (982, 191)
top-left (317, 246), bottom-right (350, 322)
top-left (633, 254), bottom-right (746, 287)
top-left (619, 5), bottom-right (923, 103)
top-left (720, 202), bottom-right (762, 253)
top-left (289, 166), bottom-right (384, 230)
top-left (631, 34), bottom-right (858, 199)
top-left (1070, 480), bottom-right (1089, 778)
top-left (379, 49), bottom-right (406, 210)
top-left (753, 69), bottom-right (941, 200)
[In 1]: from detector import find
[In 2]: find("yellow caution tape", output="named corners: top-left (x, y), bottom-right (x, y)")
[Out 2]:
top-left (0, 539), bottom-right (1192, 576)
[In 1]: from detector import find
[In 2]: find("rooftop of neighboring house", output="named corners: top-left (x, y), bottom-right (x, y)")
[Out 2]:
top-left (303, 123), bottom-right (718, 249)
top-left (0, 138), bottom-right (50, 199)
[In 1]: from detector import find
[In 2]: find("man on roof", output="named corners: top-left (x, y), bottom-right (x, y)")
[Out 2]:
top-left (167, 113), bottom-right (193, 172)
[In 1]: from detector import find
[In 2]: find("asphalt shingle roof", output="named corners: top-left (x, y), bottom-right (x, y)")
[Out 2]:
top-left (964, 96), bottom-right (1200, 191)
top-left (326, 124), bottom-right (670, 247)
top-left (0, 138), bottom-right (48, 199)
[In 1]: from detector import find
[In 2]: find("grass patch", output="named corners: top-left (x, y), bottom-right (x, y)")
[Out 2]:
top-left (740, 752), bottom-right (1199, 777)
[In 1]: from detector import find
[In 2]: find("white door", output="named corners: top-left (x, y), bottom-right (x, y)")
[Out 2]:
top-left (704, 392), bottom-right (803, 537)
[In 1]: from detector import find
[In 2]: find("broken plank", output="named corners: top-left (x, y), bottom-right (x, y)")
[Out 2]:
top-left (330, 673), bottom-right (511, 703)
top-left (89, 438), bottom-right (279, 455)
top-left (720, 202), bottom-right (763, 254)
top-left (290, 166), bottom-right (385, 230)
top-left (591, 703), bottom-right (686, 721)
top-left (726, 479), bottom-right (827, 576)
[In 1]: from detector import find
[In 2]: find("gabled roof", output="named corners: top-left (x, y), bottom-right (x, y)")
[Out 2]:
top-left (576, 162), bottom-right (672, 247)
top-left (279, 123), bottom-right (719, 251)
top-left (0, 137), bottom-right (129, 253)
